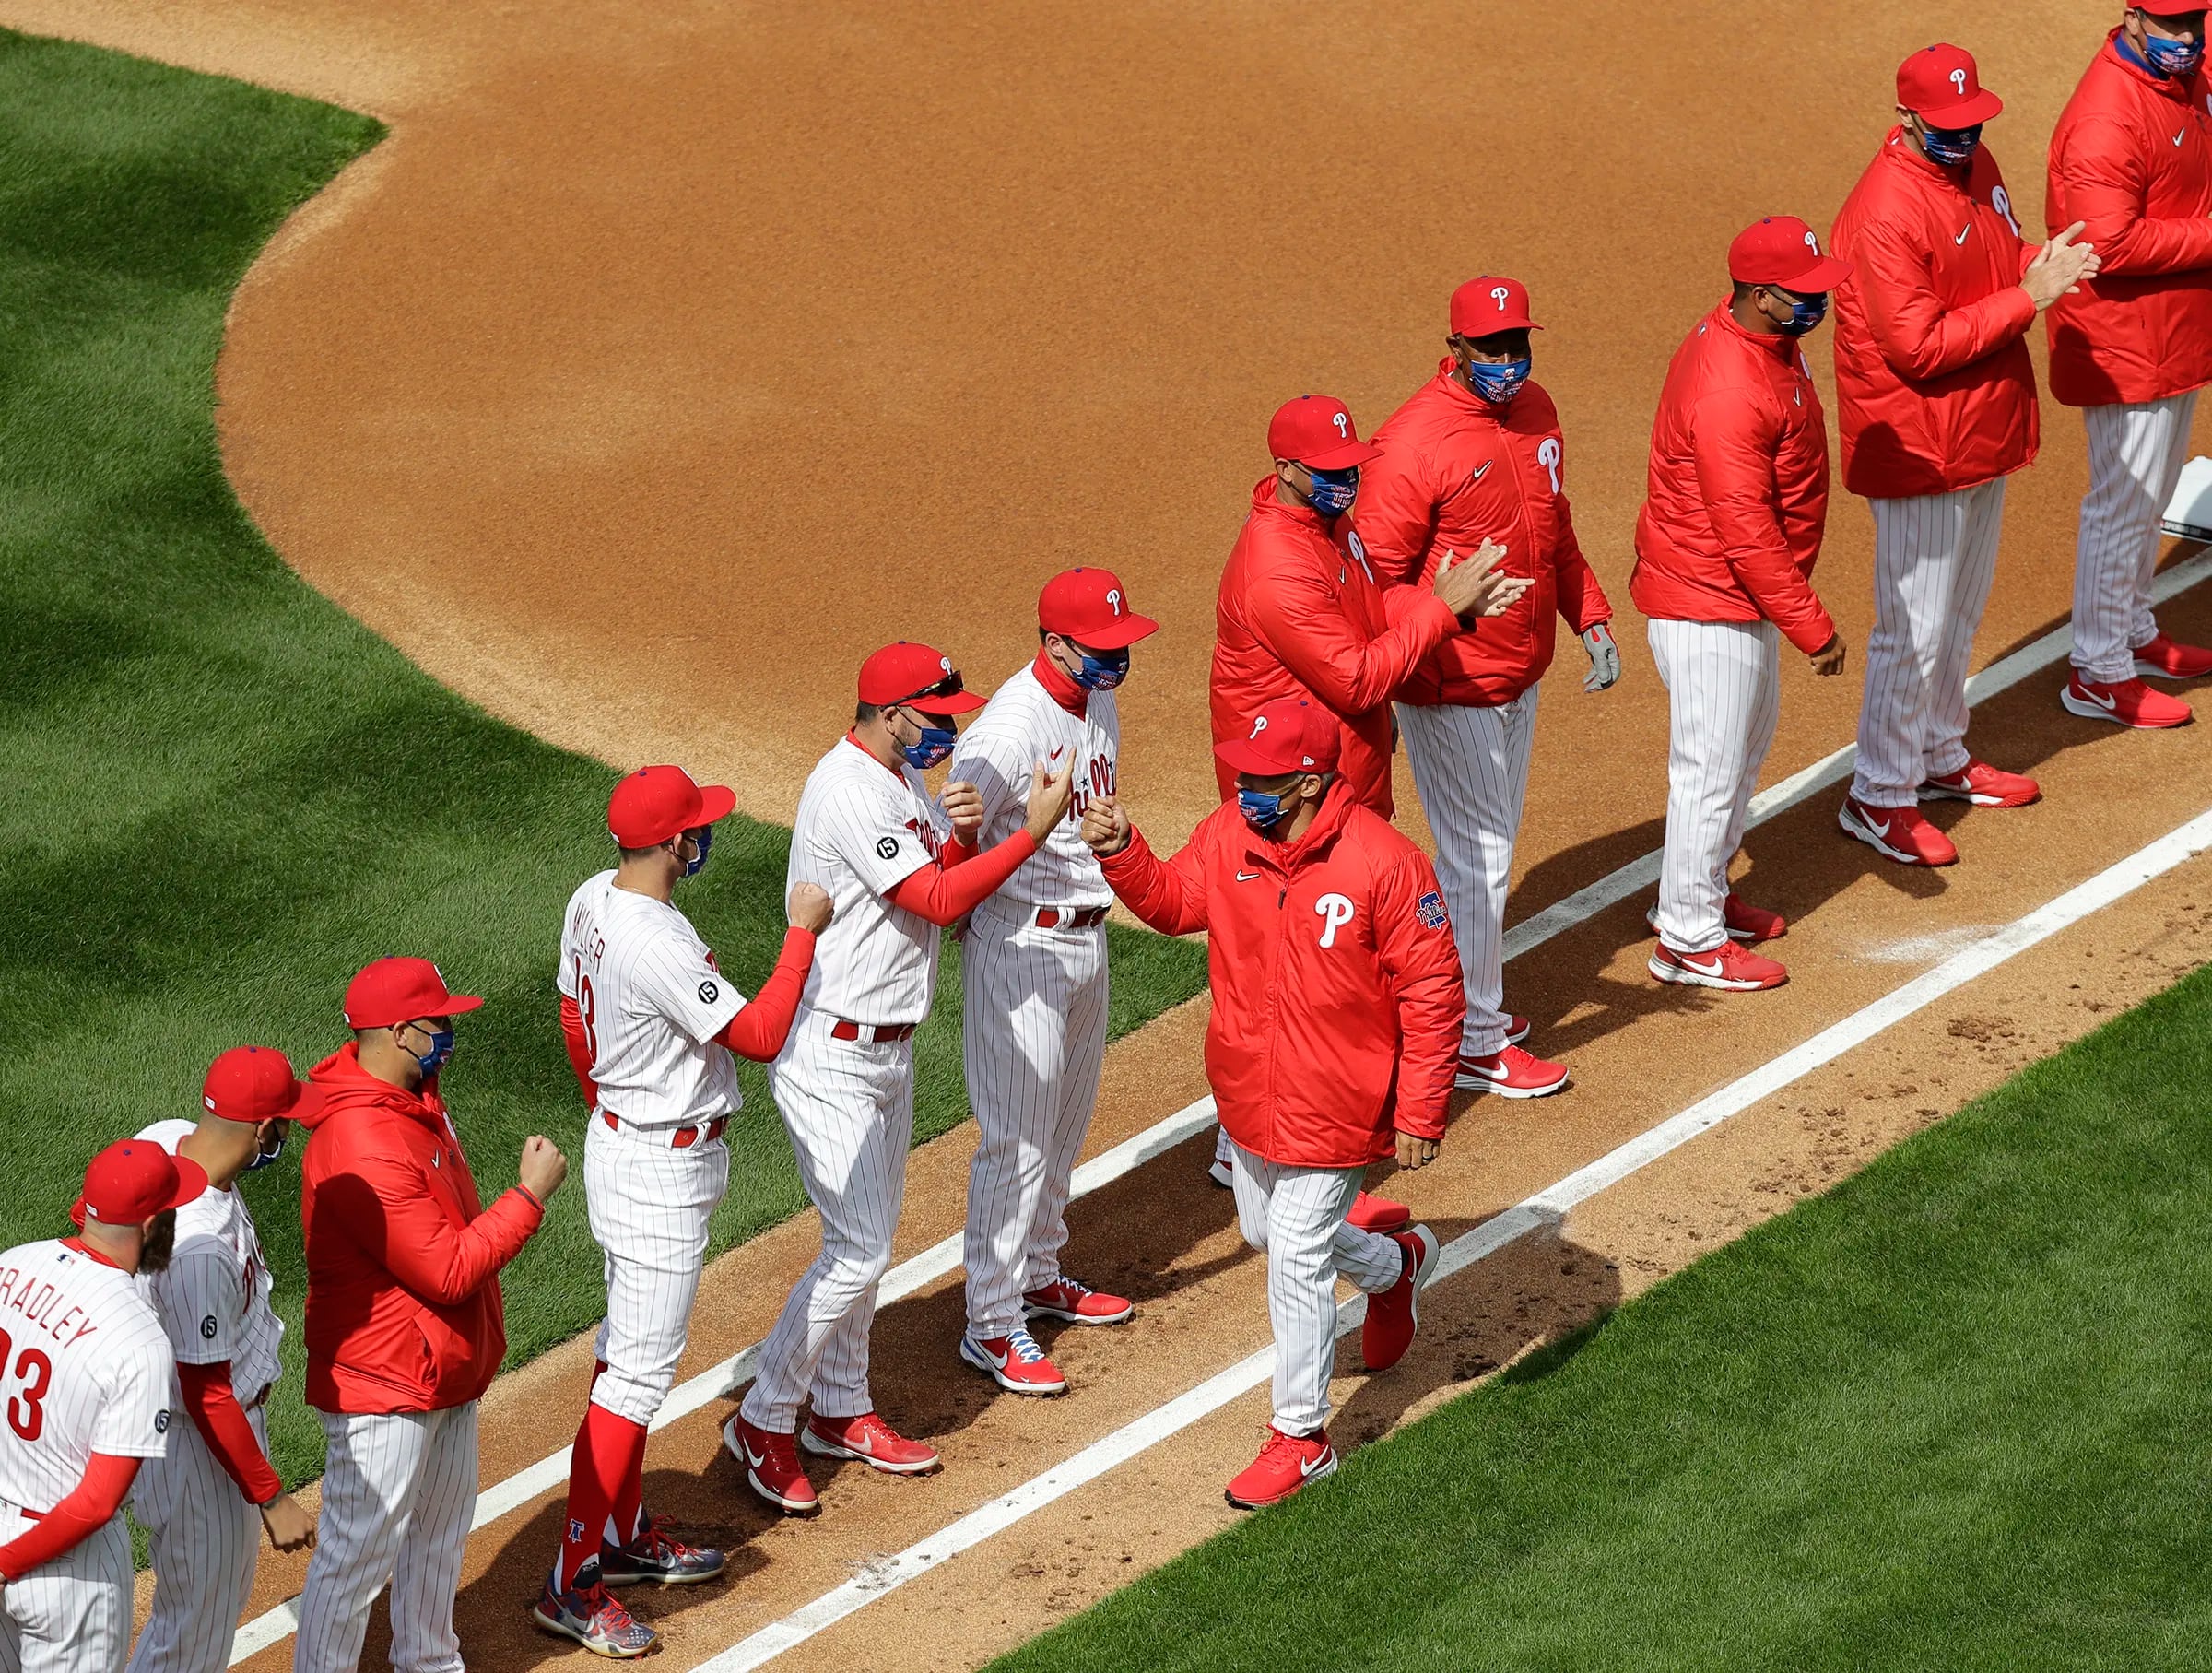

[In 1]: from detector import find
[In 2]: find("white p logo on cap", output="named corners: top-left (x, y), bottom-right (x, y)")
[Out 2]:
top-left (1950, 66), bottom-right (1968, 95)
top-left (1492, 285), bottom-right (1510, 309)
top-left (1804, 230), bottom-right (1819, 250)
top-left (1249, 714), bottom-right (1268, 739)
top-left (1332, 412), bottom-right (1349, 438)
top-left (1106, 588), bottom-right (1123, 615)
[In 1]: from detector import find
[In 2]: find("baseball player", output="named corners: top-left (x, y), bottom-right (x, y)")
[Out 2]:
top-left (129, 1048), bottom-right (320, 1673)
top-left (2047, 5), bottom-right (2212, 727)
top-left (726, 642), bottom-right (1073, 1515)
top-left (1831, 45), bottom-right (2100, 868)
top-left (1080, 697), bottom-right (1459, 1509)
top-left (0, 1140), bottom-right (200, 1673)
top-left (951, 569), bottom-right (1156, 1398)
top-left (294, 958), bottom-right (566, 1673)
top-left (1633, 217), bottom-right (1854, 992)
top-left (1357, 276), bottom-right (1620, 1100)
top-left (536, 768), bottom-right (830, 1657)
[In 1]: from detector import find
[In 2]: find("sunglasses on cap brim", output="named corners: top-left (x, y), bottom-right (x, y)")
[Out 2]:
top-left (888, 671), bottom-right (966, 708)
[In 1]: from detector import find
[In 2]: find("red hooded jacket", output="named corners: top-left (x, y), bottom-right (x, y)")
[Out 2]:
top-left (1631, 302), bottom-right (1838, 654)
top-left (1355, 368), bottom-right (1612, 707)
top-left (1099, 782), bottom-right (1463, 1168)
top-left (1831, 129), bottom-right (2041, 498)
top-left (1210, 477), bottom-right (1461, 814)
top-left (299, 1046), bottom-right (543, 1414)
top-left (2045, 29), bottom-right (2212, 407)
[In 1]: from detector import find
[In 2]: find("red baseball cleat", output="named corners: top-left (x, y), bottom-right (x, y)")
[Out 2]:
top-left (1919, 760), bottom-right (2040, 808)
top-left (800, 1409), bottom-right (941, 1474)
top-left (1840, 796), bottom-right (1959, 866)
top-left (1504, 1013), bottom-right (1531, 1044)
top-left (532, 1575), bottom-right (659, 1658)
top-left (722, 1414), bottom-right (818, 1515)
top-left (1455, 1043), bottom-right (1570, 1097)
top-left (2134, 631), bottom-right (2212, 680)
top-left (1723, 893), bottom-right (1787, 943)
top-left (1360, 1225), bottom-right (1439, 1373)
top-left (959, 1327), bottom-right (1068, 1396)
top-left (1023, 1276), bottom-right (1134, 1326)
top-left (2062, 673), bottom-right (2192, 729)
top-left (1226, 1426), bottom-right (1337, 1510)
top-left (1649, 939), bottom-right (1787, 992)
top-left (1347, 1191), bottom-right (1409, 1233)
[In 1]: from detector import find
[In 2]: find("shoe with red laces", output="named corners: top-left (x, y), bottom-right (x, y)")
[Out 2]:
top-left (1225, 1426), bottom-right (1337, 1510)
top-left (2062, 672), bottom-right (2193, 729)
top-left (1455, 1043), bottom-right (1570, 1097)
top-left (1360, 1225), bottom-right (1439, 1373)
top-left (1346, 1191), bottom-right (1409, 1234)
top-left (1649, 940), bottom-right (1787, 992)
top-left (721, 1414), bottom-right (818, 1515)
top-left (1647, 896), bottom-right (1787, 945)
top-left (597, 1513), bottom-right (725, 1585)
top-left (801, 1409), bottom-right (942, 1474)
top-left (1023, 1276), bottom-right (1134, 1326)
top-left (1920, 760), bottom-right (2040, 808)
top-left (959, 1326), bottom-right (1068, 1396)
top-left (532, 1573), bottom-right (659, 1658)
top-left (1839, 795), bottom-right (1958, 866)
top-left (2134, 631), bottom-right (2212, 679)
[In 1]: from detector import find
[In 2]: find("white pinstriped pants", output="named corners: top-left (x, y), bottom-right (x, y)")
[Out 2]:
top-left (1230, 1145), bottom-right (1401, 1435)
top-left (0, 1507), bottom-right (129, 1673)
top-left (293, 1405), bottom-right (477, 1673)
top-left (585, 1118), bottom-right (730, 1426)
top-left (2073, 392), bottom-right (2199, 683)
top-left (129, 1404), bottom-right (270, 1673)
top-left (743, 1013), bottom-right (914, 1430)
top-left (960, 896), bottom-right (1110, 1338)
top-left (1649, 619), bottom-right (1781, 955)
top-left (1394, 688), bottom-right (1540, 1056)
top-left (1851, 479), bottom-right (2007, 807)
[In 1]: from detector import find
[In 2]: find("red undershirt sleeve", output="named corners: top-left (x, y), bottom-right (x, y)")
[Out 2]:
top-left (713, 928), bottom-right (818, 1061)
top-left (886, 831), bottom-right (1039, 927)
top-left (558, 995), bottom-right (598, 1106)
top-left (0, 1454), bottom-right (140, 1581)
top-left (177, 1361), bottom-right (282, 1505)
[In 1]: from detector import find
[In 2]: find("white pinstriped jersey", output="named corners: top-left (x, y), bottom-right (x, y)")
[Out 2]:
top-left (134, 1120), bottom-right (283, 1406)
top-left (0, 1239), bottom-right (173, 1512)
top-left (558, 872), bottom-right (746, 1128)
top-left (787, 736), bottom-right (950, 1027)
top-left (947, 663), bottom-right (1117, 910)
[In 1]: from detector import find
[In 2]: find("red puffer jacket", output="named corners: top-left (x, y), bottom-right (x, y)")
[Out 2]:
top-left (1099, 782), bottom-right (1463, 1168)
top-left (300, 1046), bottom-right (543, 1414)
top-left (1631, 301), bottom-right (1837, 654)
top-left (1355, 368), bottom-right (1612, 707)
top-left (2045, 29), bottom-right (2212, 406)
top-left (1831, 129), bottom-right (2041, 497)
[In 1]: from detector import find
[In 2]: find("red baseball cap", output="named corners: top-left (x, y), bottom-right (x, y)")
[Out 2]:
top-left (1266, 395), bottom-right (1382, 471)
top-left (1898, 43), bottom-right (2003, 128)
top-left (1213, 697), bottom-right (1342, 778)
top-left (1727, 216), bottom-right (1854, 292)
top-left (857, 642), bottom-right (986, 714)
top-left (607, 765), bottom-right (736, 848)
top-left (1450, 276), bottom-right (1543, 338)
top-left (71, 1138), bottom-right (207, 1230)
top-left (1039, 567), bottom-right (1160, 651)
top-left (202, 1045), bottom-right (325, 1125)
top-left (343, 957), bottom-right (485, 1030)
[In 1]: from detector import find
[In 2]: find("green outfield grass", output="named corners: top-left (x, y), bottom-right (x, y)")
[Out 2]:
top-left (0, 28), bottom-right (1206, 1488)
top-left (997, 962), bottom-right (2212, 1671)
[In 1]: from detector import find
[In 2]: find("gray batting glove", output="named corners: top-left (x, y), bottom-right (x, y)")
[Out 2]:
top-left (1582, 622), bottom-right (1622, 693)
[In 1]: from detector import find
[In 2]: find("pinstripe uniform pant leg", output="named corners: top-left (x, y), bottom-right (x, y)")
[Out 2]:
top-left (961, 900), bottom-right (1111, 1338)
top-left (1853, 480), bottom-right (2008, 806)
top-left (0, 1508), bottom-right (129, 1673)
top-left (1394, 687), bottom-right (1541, 1055)
top-left (586, 1120), bottom-right (730, 1426)
top-left (129, 1405), bottom-right (267, 1673)
top-left (1229, 1145), bottom-right (1401, 1436)
top-left (1649, 619), bottom-right (1781, 954)
top-left (2074, 392), bottom-right (2200, 683)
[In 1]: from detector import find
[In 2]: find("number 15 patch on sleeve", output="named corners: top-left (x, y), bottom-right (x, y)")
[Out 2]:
top-left (1416, 890), bottom-right (1448, 929)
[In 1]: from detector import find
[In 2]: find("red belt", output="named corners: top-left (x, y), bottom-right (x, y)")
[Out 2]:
top-left (830, 1019), bottom-right (917, 1043)
top-left (600, 1110), bottom-right (729, 1149)
top-left (1034, 905), bottom-right (1109, 930)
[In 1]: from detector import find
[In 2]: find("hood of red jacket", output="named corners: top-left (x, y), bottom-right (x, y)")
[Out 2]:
top-left (303, 1043), bottom-right (445, 1133)
top-left (1247, 473), bottom-right (1335, 535)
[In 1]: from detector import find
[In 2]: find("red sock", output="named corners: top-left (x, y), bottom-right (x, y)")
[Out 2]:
top-left (606, 1418), bottom-right (648, 1547)
top-left (555, 1403), bottom-right (643, 1589)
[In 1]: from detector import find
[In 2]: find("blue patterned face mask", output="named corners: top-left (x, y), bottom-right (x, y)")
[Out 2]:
top-left (2145, 30), bottom-right (2205, 78)
top-left (409, 1027), bottom-right (455, 1082)
top-left (1465, 357), bottom-right (1532, 405)
top-left (682, 825), bottom-right (712, 878)
top-left (1919, 121), bottom-right (1982, 166)
top-left (1776, 289), bottom-right (1829, 336)
top-left (1237, 786), bottom-right (1289, 831)
top-left (1070, 648), bottom-right (1130, 690)
top-left (900, 726), bottom-right (957, 770)
top-left (1304, 466), bottom-right (1359, 518)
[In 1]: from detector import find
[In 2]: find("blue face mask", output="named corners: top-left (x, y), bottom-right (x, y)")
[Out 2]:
top-left (2145, 31), bottom-right (2205, 77)
top-left (900, 718), bottom-right (958, 770)
top-left (1776, 290), bottom-right (1829, 336)
top-left (1237, 787), bottom-right (1288, 831)
top-left (1069, 647), bottom-right (1130, 691)
top-left (242, 1125), bottom-right (288, 1172)
top-left (682, 824), bottom-right (712, 878)
top-left (1465, 357), bottom-right (1532, 405)
top-left (409, 1027), bottom-right (455, 1083)
top-left (1919, 122), bottom-right (1982, 166)
top-left (1304, 466), bottom-right (1359, 518)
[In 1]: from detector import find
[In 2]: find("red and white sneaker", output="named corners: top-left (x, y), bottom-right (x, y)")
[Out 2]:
top-left (1360, 1225), bottom-right (1439, 1373)
top-left (801, 1410), bottom-right (941, 1475)
top-left (959, 1327), bottom-right (1067, 1396)
top-left (2134, 631), bottom-right (2212, 680)
top-left (1455, 1043), bottom-right (1569, 1097)
top-left (722, 1414), bottom-right (818, 1515)
top-left (2062, 673), bottom-right (2192, 729)
top-left (1346, 1191), bottom-right (1409, 1233)
top-left (1225, 1426), bottom-right (1337, 1510)
top-left (1024, 1276), bottom-right (1134, 1326)
top-left (1504, 1013), bottom-right (1531, 1044)
top-left (1649, 940), bottom-right (1787, 991)
top-left (1839, 795), bottom-right (1958, 866)
top-left (1920, 760), bottom-right (2040, 808)
top-left (1648, 896), bottom-right (1787, 945)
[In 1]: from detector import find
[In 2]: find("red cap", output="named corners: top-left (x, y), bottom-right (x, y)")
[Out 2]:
top-left (72, 1139), bottom-right (207, 1230)
top-left (856, 642), bottom-right (986, 714)
top-left (1897, 43), bottom-right (2003, 127)
top-left (1449, 276), bottom-right (1543, 337)
top-left (607, 765), bottom-right (737, 848)
top-left (343, 956), bottom-right (485, 1030)
top-left (1266, 395), bottom-right (1382, 471)
top-left (1727, 216), bottom-right (1854, 292)
top-left (202, 1045), bottom-right (325, 1125)
top-left (1039, 567), bottom-right (1160, 651)
top-left (1213, 697), bottom-right (1342, 778)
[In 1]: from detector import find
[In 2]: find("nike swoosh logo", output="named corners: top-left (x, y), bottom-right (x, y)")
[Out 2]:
top-left (744, 1441), bottom-right (769, 1468)
top-left (1861, 815), bottom-right (1892, 840)
top-left (1464, 1058), bottom-right (1505, 1081)
top-left (1954, 225), bottom-right (1971, 245)
top-left (2177, 127), bottom-right (2188, 147)
top-left (1300, 1452), bottom-right (1331, 1479)
top-left (1048, 747), bottom-right (1065, 761)
top-left (1679, 953), bottom-right (1725, 976)
top-left (2079, 685), bottom-right (2117, 712)
top-left (1470, 462), bottom-right (1493, 483)
top-left (1235, 871), bottom-right (1263, 882)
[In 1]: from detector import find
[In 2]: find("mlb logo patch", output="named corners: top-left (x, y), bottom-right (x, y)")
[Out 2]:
top-left (1416, 890), bottom-right (1448, 928)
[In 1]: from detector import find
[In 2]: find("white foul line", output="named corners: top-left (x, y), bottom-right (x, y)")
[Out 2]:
top-left (225, 551), bottom-right (2212, 1664)
top-left (691, 803), bottom-right (2212, 1672)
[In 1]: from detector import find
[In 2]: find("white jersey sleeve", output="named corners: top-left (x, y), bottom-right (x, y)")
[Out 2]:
top-left (90, 1335), bottom-right (174, 1460)
top-left (947, 720), bottom-right (1031, 839)
top-left (819, 777), bottom-right (935, 897)
top-left (628, 926), bottom-right (745, 1045)
top-left (157, 1245), bottom-right (241, 1368)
